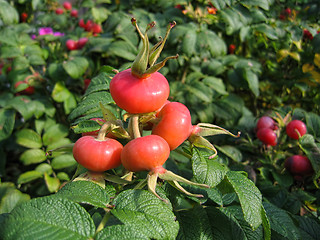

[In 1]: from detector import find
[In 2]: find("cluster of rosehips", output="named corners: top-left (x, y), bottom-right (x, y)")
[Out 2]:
top-left (279, 7), bottom-right (292, 20)
top-left (55, 1), bottom-right (78, 18)
top-left (78, 19), bottom-right (102, 35)
top-left (72, 19), bottom-right (235, 201)
top-left (255, 116), bottom-right (313, 178)
top-left (66, 37), bottom-right (89, 51)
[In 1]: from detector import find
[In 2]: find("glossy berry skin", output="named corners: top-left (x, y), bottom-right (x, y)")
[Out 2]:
top-left (14, 81), bottom-right (35, 95)
top-left (256, 128), bottom-right (277, 146)
top-left (55, 8), bottom-right (64, 15)
top-left (152, 102), bottom-right (192, 150)
top-left (79, 19), bottom-right (86, 28)
top-left (73, 136), bottom-right (123, 172)
top-left (66, 39), bottom-right (77, 50)
top-left (91, 24), bottom-right (102, 34)
top-left (228, 44), bottom-right (236, 54)
top-left (286, 120), bottom-right (307, 140)
top-left (63, 1), bottom-right (72, 10)
top-left (256, 116), bottom-right (277, 130)
top-left (121, 135), bottom-right (170, 172)
top-left (110, 68), bottom-right (170, 114)
top-left (70, 9), bottom-right (78, 18)
top-left (285, 155), bottom-right (313, 176)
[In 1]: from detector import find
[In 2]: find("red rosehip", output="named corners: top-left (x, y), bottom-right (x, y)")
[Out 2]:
top-left (63, 1), bottom-right (72, 10)
top-left (84, 20), bottom-right (94, 31)
top-left (256, 116), bottom-right (277, 130)
top-left (256, 128), bottom-right (277, 146)
top-left (285, 155), bottom-right (313, 177)
top-left (55, 8), bottom-right (64, 15)
top-left (14, 81), bottom-right (35, 95)
top-left (286, 120), bottom-right (307, 140)
top-left (21, 12), bottom-right (28, 22)
top-left (303, 29), bottom-right (313, 40)
top-left (79, 19), bottom-right (86, 28)
top-left (70, 9), bottom-right (78, 18)
top-left (84, 79), bottom-right (91, 90)
top-left (228, 44), bottom-right (236, 54)
top-left (76, 37), bottom-right (88, 49)
top-left (66, 39), bottom-right (78, 50)
top-left (91, 23), bottom-right (102, 34)
top-left (285, 8), bottom-right (292, 15)
top-left (279, 14), bottom-right (286, 20)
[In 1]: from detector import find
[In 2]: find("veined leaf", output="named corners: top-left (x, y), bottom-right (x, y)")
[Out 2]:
top-left (0, 0), bottom-right (19, 24)
top-left (0, 109), bottom-right (15, 141)
top-left (191, 148), bottom-right (228, 187)
top-left (20, 149), bottom-right (46, 165)
top-left (63, 57), bottom-right (89, 79)
top-left (111, 189), bottom-right (179, 240)
top-left (55, 180), bottom-right (110, 208)
top-left (225, 171), bottom-right (263, 230)
top-left (84, 72), bottom-right (112, 96)
top-left (15, 129), bottom-right (42, 149)
top-left (42, 124), bottom-right (69, 146)
top-left (0, 196), bottom-right (96, 240)
top-left (96, 225), bottom-right (149, 240)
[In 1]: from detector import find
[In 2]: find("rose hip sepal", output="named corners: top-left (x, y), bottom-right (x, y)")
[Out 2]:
top-left (188, 123), bottom-right (240, 159)
top-left (109, 19), bottom-right (178, 114)
top-left (121, 135), bottom-right (209, 202)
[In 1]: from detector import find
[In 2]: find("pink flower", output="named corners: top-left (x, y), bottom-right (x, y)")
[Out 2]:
top-left (53, 32), bottom-right (65, 37)
top-left (39, 27), bottom-right (54, 35)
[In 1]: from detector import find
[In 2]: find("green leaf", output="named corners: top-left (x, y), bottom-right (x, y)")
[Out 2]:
top-left (243, 68), bottom-right (259, 97)
top-left (254, 24), bottom-right (278, 40)
top-left (84, 72), bottom-right (111, 96)
top-left (42, 124), bottom-right (69, 146)
top-left (17, 170), bottom-right (43, 185)
top-left (63, 57), bottom-right (89, 79)
top-left (0, 0), bottom-right (19, 24)
top-left (91, 7), bottom-right (109, 22)
top-left (51, 154), bottom-right (77, 170)
top-left (176, 205), bottom-right (213, 240)
top-left (241, 0), bottom-right (270, 10)
top-left (96, 225), bottom-right (149, 240)
top-left (52, 82), bottom-right (72, 103)
top-left (225, 171), bottom-right (262, 230)
top-left (108, 40), bottom-right (137, 61)
top-left (111, 189), bottom-right (179, 240)
top-left (68, 92), bottom-right (113, 121)
top-left (202, 76), bottom-right (228, 95)
top-left (305, 112), bottom-right (320, 139)
top-left (191, 148), bottom-right (228, 187)
top-left (182, 29), bottom-right (197, 57)
top-left (0, 183), bottom-right (30, 214)
top-left (15, 129), bottom-right (42, 149)
top-left (263, 202), bottom-right (300, 240)
top-left (0, 196), bottom-right (96, 239)
top-left (299, 134), bottom-right (320, 178)
top-left (0, 109), bottom-right (15, 141)
top-left (72, 120), bottom-right (101, 134)
top-left (44, 173), bottom-right (60, 193)
top-left (216, 145), bottom-right (243, 162)
top-left (55, 181), bottom-right (110, 208)
top-left (20, 149), bottom-right (46, 165)
top-left (7, 96), bottom-right (35, 120)
top-left (0, 46), bottom-right (22, 58)
top-left (63, 94), bottom-right (77, 114)
top-left (296, 216), bottom-right (320, 240)
top-left (206, 30), bottom-right (227, 57)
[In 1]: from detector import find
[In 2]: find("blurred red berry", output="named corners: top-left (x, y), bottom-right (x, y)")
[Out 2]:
top-left (63, 1), bottom-right (72, 10)
top-left (85, 20), bottom-right (94, 31)
top-left (228, 44), bottom-right (236, 54)
top-left (303, 29), bottom-right (313, 40)
top-left (21, 12), bottom-right (28, 22)
top-left (256, 116), bottom-right (277, 131)
top-left (70, 9), bottom-right (78, 18)
top-left (286, 120), bottom-right (307, 140)
top-left (91, 24), bottom-right (102, 34)
top-left (14, 81), bottom-right (35, 95)
top-left (84, 79), bottom-right (91, 90)
top-left (55, 8), bottom-right (64, 15)
top-left (77, 37), bottom-right (88, 49)
top-left (66, 39), bottom-right (78, 50)
top-left (285, 155), bottom-right (313, 177)
top-left (285, 8), bottom-right (292, 15)
top-left (256, 128), bottom-right (277, 146)
top-left (207, 7), bottom-right (217, 14)
top-left (175, 4), bottom-right (184, 10)
top-left (79, 19), bottom-right (86, 28)
top-left (279, 14), bottom-right (286, 20)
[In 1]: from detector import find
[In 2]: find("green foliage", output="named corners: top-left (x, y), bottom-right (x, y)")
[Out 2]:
top-left (0, 0), bottom-right (320, 239)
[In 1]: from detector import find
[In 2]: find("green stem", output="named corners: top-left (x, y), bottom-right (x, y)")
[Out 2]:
top-left (94, 209), bottom-right (111, 236)
top-left (131, 115), bottom-right (141, 138)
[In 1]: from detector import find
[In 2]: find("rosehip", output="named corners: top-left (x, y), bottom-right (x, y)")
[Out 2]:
top-left (256, 128), bottom-right (277, 146)
top-left (285, 155), bottom-right (313, 177)
top-left (228, 44), bottom-right (236, 54)
top-left (91, 24), bottom-right (102, 34)
top-left (55, 8), bottom-right (64, 15)
top-left (63, 1), bottom-right (72, 10)
top-left (70, 9), bottom-right (78, 18)
top-left (79, 19), bottom-right (86, 28)
top-left (77, 37), bottom-right (88, 49)
top-left (14, 81), bottom-right (35, 95)
top-left (286, 120), bottom-right (307, 140)
top-left (66, 39), bottom-right (78, 50)
top-left (256, 116), bottom-right (277, 130)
